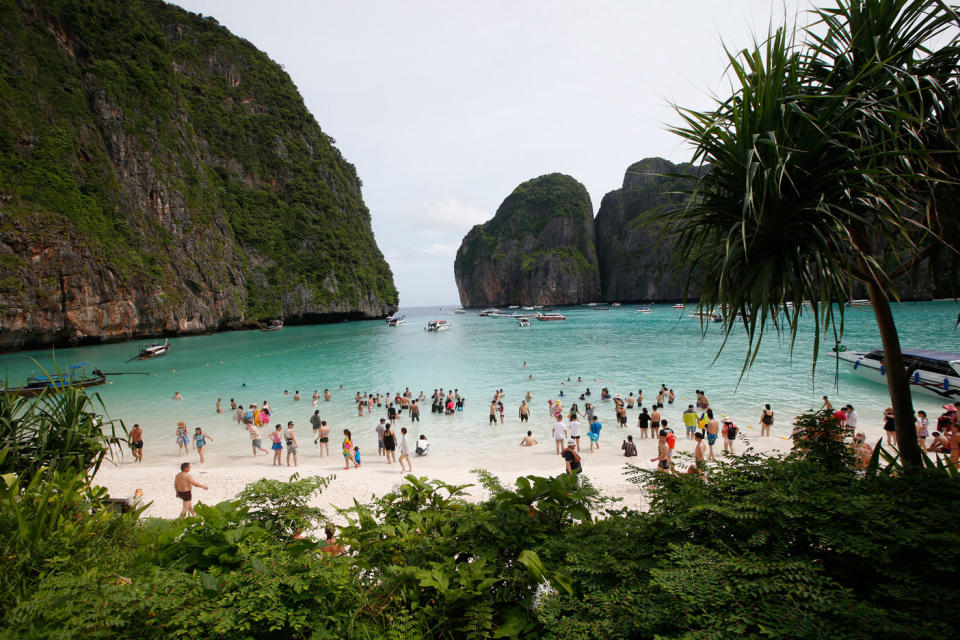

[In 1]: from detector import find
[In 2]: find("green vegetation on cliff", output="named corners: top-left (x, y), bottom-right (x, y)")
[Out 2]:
top-left (0, 0), bottom-right (395, 338)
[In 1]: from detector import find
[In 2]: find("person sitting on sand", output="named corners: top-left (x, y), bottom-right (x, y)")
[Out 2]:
top-left (415, 435), bottom-right (430, 455)
top-left (621, 434), bottom-right (637, 457)
top-left (520, 431), bottom-right (538, 447)
top-left (853, 432), bottom-right (873, 469)
top-left (174, 462), bottom-right (208, 517)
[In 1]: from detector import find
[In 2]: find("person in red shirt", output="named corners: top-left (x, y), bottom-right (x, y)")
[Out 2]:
top-left (663, 420), bottom-right (677, 471)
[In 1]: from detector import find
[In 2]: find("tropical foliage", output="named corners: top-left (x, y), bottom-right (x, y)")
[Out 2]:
top-left (663, 0), bottom-right (960, 466)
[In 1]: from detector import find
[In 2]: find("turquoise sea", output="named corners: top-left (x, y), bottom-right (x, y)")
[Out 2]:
top-left (2, 301), bottom-right (958, 458)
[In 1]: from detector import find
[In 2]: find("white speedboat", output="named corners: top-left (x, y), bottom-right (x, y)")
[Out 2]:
top-left (837, 348), bottom-right (960, 400)
top-left (535, 312), bottom-right (566, 321)
top-left (134, 338), bottom-right (170, 359)
top-left (518, 317), bottom-right (530, 327)
top-left (386, 315), bottom-right (405, 326)
top-left (673, 303), bottom-right (685, 309)
top-left (425, 320), bottom-right (450, 332)
top-left (636, 307), bottom-right (652, 313)
top-left (478, 308), bottom-right (501, 317)
top-left (846, 299), bottom-right (871, 307)
top-left (454, 309), bottom-right (466, 314)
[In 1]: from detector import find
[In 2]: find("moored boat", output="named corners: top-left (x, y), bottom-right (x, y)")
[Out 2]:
top-left (636, 307), bottom-right (652, 313)
top-left (837, 348), bottom-right (960, 399)
top-left (478, 308), bottom-right (501, 317)
top-left (425, 320), bottom-right (451, 332)
top-left (260, 319), bottom-right (284, 331)
top-left (386, 315), bottom-right (405, 326)
top-left (0, 363), bottom-right (107, 396)
top-left (518, 317), bottom-right (530, 327)
top-left (673, 303), bottom-right (685, 309)
top-left (133, 338), bottom-right (170, 359)
top-left (535, 312), bottom-right (567, 321)
top-left (846, 299), bottom-right (871, 307)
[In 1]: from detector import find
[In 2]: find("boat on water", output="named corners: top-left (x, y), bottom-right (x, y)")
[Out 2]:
top-left (133, 338), bottom-right (169, 360)
top-left (846, 299), bottom-right (871, 307)
top-left (260, 319), bottom-right (284, 331)
top-left (535, 312), bottom-right (567, 321)
top-left (636, 307), bottom-right (652, 313)
top-left (454, 309), bottom-right (466, 314)
top-left (611, 302), bottom-right (621, 307)
top-left (0, 363), bottom-right (107, 396)
top-left (522, 306), bottom-right (535, 310)
top-left (673, 303), bottom-right (685, 309)
top-left (508, 305), bottom-right (519, 309)
top-left (478, 308), bottom-right (502, 317)
top-left (386, 315), bottom-right (405, 326)
top-left (689, 311), bottom-right (723, 323)
top-left (518, 317), bottom-right (531, 327)
top-left (425, 320), bottom-right (451, 332)
top-left (837, 348), bottom-right (960, 400)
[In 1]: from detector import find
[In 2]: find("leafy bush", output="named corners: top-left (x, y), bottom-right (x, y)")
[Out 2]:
top-left (236, 472), bottom-right (333, 537)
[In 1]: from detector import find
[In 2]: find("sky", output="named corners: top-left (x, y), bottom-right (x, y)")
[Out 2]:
top-left (173, 0), bottom-right (806, 306)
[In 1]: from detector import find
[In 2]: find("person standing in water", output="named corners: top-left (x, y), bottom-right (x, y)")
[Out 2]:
top-left (216, 398), bottom-right (223, 414)
top-left (176, 421), bottom-right (190, 456)
top-left (759, 404), bottom-right (774, 437)
top-left (318, 420), bottom-right (330, 457)
top-left (706, 409), bottom-right (719, 461)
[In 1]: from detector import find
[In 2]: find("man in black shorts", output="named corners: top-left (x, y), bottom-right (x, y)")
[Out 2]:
top-left (311, 410), bottom-right (322, 444)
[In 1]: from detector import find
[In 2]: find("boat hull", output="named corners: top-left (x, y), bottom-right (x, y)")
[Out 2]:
top-left (838, 351), bottom-right (960, 400)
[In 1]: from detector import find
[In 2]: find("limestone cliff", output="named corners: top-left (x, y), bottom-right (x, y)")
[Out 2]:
top-left (454, 174), bottom-right (600, 307)
top-left (0, 0), bottom-right (397, 350)
top-left (594, 158), bottom-right (702, 302)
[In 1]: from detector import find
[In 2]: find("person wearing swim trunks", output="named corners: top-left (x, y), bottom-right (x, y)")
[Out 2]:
top-left (285, 421), bottom-right (298, 467)
top-left (706, 409), bottom-right (718, 460)
top-left (693, 432), bottom-right (706, 474)
top-left (270, 425), bottom-right (283, 466)
top-left (588, 416), bottom-right (602, 452)
top-left (382, 423), bottom-right (397, 464)
top-left (375, 418), bottom-right (386, 456)
top-left (651, 430), bottom-right (670, 472)
top-left (129, 423), bottom-right (144, 463)
top-left (174, 462), bottom-right (208, 517)
top-left (519, 401), bottom-right (530, 422)
top-left (410, 400), bottom-right (420, 422)
top-left (520, 431), bottom-right (538, 446)
top-left (489, 400), bottom-right (498, 425)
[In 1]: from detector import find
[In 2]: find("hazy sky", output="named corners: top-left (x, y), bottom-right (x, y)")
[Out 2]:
top-left (173, 0), bottom-right (805, 306)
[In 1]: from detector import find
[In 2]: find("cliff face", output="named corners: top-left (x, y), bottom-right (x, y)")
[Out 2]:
top-left (594, 158), bottom-right (702, 302)
top-left (0, 0), bottom-right (397, 350)
top-left (454, 174), bottom-right (600, 307)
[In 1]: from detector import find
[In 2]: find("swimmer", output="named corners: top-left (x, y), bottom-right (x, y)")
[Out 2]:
top-left (520, 431), bottom-right (538, 446)
top-left (216, 398), bottom-right (223, 413)
top-left (172, 391), bottom-right (183, 400)
top-left (293, 390), bottom-right (300, 401)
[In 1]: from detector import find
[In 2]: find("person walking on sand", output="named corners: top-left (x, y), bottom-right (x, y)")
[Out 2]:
top-left (398, 426), bottom-right (413, 472)
top-left (285, 421), bottom-right (299, 467)
top-left (882, 407), bottom-right (897, 447)
top-left (342, 429), bottom-right (357, 469)
top-left (382, 423), bottom-right (397, 464)
top-left (706, 409), bottom-right (719, 460)
top-left (722, 418), bottom-right (738, 455)
top-left (175, 462), bottom-right (208, 517)
top-left (569, 413), bottom-right (582, 452)
top-left (552, 418), bottom-right (567, 455)
top-left (588, 415), bottom-right (602, 452)
top-left (652, 430), bottom-right (670, 472)
top-left (375, 418), bottom-right (386, 457)
top-left (248, 422), bottom-right (267, 456)
top-left (129, 423), bottom-right (144, 463)
top-left (693, 432), bottom-right (706, 474)
top-left (311, 410), bottom-right (322, 444)
top-left (176, 421), bottom-right (190, 456)
top-left (562, 440), bottom-right (582, 476)
top-left (683, 405), bottom-right (698, 439)
top-left (759, 404), bottom-right (774, 437)
top-left (270, 424), bottom-right (283, 466)
top-left (194, 427), bottom-right (213, 464)
top-left (318, 420), bottom-right (330, 457)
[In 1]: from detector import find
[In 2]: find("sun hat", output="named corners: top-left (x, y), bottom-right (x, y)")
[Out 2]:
top-left (566, 439), bottom-right (576, 447)
top-left (178, 421), bottom-right (186, 426)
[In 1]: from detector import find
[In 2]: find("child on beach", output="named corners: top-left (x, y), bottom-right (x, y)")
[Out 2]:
top-left (194, 427), bottom-right (213, 464)
top-left (588, 416), bottom-right (602, 452)
top-left (353, 446), bottom-right (361, 467)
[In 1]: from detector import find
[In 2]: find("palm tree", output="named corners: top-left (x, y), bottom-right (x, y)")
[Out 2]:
top-left (665, 0), bottom-right (960, 468)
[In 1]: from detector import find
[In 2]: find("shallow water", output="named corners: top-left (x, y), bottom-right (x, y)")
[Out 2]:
top-left (2, 301), bottom-right (957, 460)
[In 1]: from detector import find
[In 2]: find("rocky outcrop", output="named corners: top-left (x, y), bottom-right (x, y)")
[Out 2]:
top-left (454, 174), bottom-right (600, 307)
top-left (0, 0), bottom-right (397, 350)
top-left (595, 158), bottom-right (702, 302)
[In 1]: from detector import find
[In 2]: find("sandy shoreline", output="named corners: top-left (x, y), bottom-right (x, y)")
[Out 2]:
top-left (97, 427), bottom-right (802, 519)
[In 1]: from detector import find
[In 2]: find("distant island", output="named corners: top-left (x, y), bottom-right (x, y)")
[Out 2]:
top-left (0, 0), bottom-right (397, 350)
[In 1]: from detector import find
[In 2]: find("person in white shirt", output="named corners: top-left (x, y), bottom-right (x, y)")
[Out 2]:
top-left (552, 420), bottom-right (567, 455)
top-left (568, 417), bottom-right (582, 452)
top-left (845, 405), bottom-right (858, 429)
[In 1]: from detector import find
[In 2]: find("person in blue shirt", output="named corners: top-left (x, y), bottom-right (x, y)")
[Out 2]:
top-left (588, 417), bottom-right (602, 452)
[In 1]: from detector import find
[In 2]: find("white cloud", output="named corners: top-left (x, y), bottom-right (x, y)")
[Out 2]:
top-left (416, 198), bottom-right (491, 232)
top-left (419, 242), bottom-right (460, 257)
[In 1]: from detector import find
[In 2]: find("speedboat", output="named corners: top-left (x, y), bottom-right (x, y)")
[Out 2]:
top-left (837, 348), bottom-right (960, 400)
top-left (454, 309), bottom-right (466, 314)
top-left (386, 315), bottom-right (405, 326)
top-left (846, 299), bottom-right (871, 307)
top-left (611, 302), bottom-right (621, 307)
top-left (133, 338), bottom-right (170, 359)
top-left (0, 363), bottom-right (107, 396)
top-left (518, 317), bottom-right (530, 327)
top-left (425, 320), bottom-right (450, 332)
top-left (535, 312), bottom-right (567, 321)
top-left (689, 311), bottom-right (723, 323)
top-left (260, 319), bottom-right (283, 331)
top-left (636, 307), bottom-right (652, 313)
top-left (478, 308), bottom-right (501, 317)
top-left (673, 303), bottom-right (685, 309)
